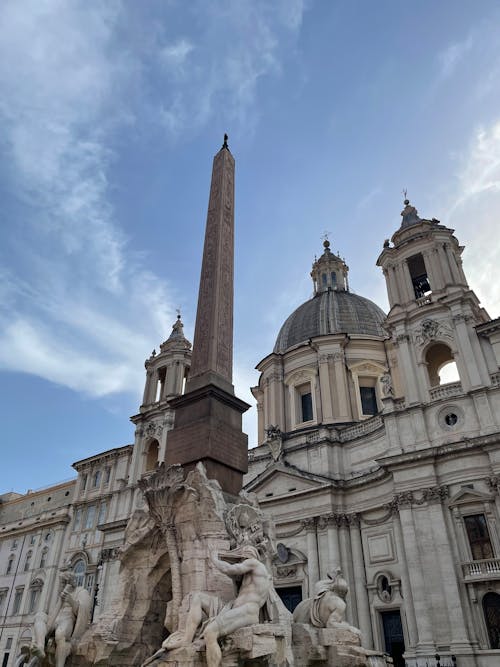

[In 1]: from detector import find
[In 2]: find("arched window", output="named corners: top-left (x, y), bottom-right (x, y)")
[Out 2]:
top-left (425, 343), bottom-right (459, 386)
top-left (73, 559), bottom-right (86, 588)
top-left (24, 550), bottom-right (32, 572)
top-left (39, 547), bottom-right (49, 569)
top-left (331, 271), bottom-right (337, 285)
top-left (483, 592), bottom-right (500, 649)
top-left (144, 439), bottom-right (160, 473)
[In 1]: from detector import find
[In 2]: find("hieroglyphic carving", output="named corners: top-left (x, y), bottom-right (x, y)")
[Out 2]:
top-left (189, 147), bottom-right (234, 383)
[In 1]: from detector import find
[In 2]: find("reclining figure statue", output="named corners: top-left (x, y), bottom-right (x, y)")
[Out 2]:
top-left (143, 545), bottom-right (273, 667)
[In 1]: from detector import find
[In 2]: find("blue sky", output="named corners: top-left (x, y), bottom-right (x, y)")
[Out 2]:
top-left (2, 1), bottom-right (500, 493)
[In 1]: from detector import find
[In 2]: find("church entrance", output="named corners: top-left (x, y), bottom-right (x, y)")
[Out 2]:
top-left (483, 592), bottom-right (500, 648)
top-left (276, 585), bottom-right (302, 612)
top-left (381, 610), bottom-right (405, 667)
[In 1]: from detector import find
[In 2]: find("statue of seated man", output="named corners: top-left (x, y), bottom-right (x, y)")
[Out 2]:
top-left (143, 545), bottom-right (272, 667)
top-left (29, 570), bottom-right (91, 667)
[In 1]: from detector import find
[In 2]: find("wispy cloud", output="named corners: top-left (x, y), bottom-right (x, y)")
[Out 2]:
top-left (437, 35), bottom-right (474, 80)
top-left (447, 120), bottom-right (500, 315)
top-left (0, 0), bottom-right (307, 403)
top-left (0, 1), bottom-right (175, 397)
top-left (156, 0), bottom-right (307, 135)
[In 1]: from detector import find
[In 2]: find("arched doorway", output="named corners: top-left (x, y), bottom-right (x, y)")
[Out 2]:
top-left (483, 592), bottom-right (500, 649)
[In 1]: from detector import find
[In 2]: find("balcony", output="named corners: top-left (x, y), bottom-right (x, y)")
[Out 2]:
top-left (429, 381), bottom-right (462, 401)
top-left (416, 294), bottom-right (432, 307)
top-left (462, 558), bottom-right (500, 581)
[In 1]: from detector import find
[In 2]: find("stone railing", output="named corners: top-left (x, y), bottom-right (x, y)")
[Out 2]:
top-left (340, 415), bottom-right (384, 442)
top-left (429, 381), bottom-right (462, 401)
top-left (491, 371), bottom-right (500, 387)
top-left (462, 558), bottom-right (500, 579)
top-left (416, 294), bottom-right (432, 307)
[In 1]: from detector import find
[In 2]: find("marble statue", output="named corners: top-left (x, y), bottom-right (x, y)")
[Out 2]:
top-left (144, 544), bottom-right (273, 667)
top-left (293, 568), bottom-right (360, 635)
top-left (18, 569), bottom-right (91, 667)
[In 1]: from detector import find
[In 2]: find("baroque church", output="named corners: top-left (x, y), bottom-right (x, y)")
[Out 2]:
top-left (1, 143), bottom-right (500, 667)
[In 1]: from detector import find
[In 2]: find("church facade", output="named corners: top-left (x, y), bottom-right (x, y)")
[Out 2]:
top-left (1, 167), bottom-right (500, 666)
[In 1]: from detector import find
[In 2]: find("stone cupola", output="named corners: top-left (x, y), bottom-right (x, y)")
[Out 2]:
top-left (310, 239), bottom-right (349, 293)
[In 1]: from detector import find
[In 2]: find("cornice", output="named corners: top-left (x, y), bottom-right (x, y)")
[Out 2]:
top-left (377, 432), bottom-right (500, 470)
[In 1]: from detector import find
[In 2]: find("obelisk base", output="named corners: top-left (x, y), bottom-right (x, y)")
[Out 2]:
top-left (166, 384), bottom-right (249, 496)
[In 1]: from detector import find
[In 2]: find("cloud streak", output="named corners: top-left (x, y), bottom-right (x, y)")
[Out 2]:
top-left (0, 0), bottom-right (307, 403)
top-left (447, 120), bottom-right (500, 316)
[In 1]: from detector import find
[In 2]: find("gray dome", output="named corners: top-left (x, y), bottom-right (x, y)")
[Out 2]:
top-left (274, 290), bottom-right (387, 353)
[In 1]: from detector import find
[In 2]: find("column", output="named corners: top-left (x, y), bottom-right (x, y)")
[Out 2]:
top-left (398, 505), bottom-right (434, 652)
top-left (142, 370), bottom-right (154, 404)
top-left (453, 314), bottom-right (482, 388)
top-left (384, 267), bottom-right (397, 307)
top-left (304, 518), bottom-right (319, 594)
top-left (393, 514), bottom-right (418, 648)
top-left (338, 516), bottom-right (357, 626)
top-left (422, 250), bottom-right (439, 293)
top-left (432, 246), bottom-right (446, 287)
top-left (326, 516), bottom-right (341, 572)
top-left (401, 261), bottom-right (415, 302)
top-left (395, 334), bottom-right (420, 404)
top-left (333, 351), bottom-right (350, 420)
top-left (428, 501), bottom-right (471, 650)
top-left (256, 402), bottom-right (265, 445)
top-left (349, 517), bottom-right (373, 648)
top-left (319, 355), bottom-right (334, 422)
top-left (444, 243), bottom-right (462, 283)
top-left (438, 244), bottom-right (454, 284)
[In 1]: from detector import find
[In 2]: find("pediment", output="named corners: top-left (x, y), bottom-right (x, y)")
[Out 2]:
top-left (448, 486), bottom-right (493, 507)
top-left (245, 462), bottom-right (330, 498)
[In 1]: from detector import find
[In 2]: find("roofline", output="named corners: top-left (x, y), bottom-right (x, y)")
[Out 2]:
top-left (0, 479), bottom-right (76, 505)
top-left (72, 444), bottom-right (133, 469)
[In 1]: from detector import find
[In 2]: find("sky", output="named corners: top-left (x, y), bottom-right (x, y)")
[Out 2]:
top-left (2, 0), bottom-right (500, 494)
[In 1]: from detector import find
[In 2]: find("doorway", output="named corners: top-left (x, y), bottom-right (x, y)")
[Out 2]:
top-left (381, 609), bottom-right (405, 667)
top-left (277, 585), bottom-right (302, 612)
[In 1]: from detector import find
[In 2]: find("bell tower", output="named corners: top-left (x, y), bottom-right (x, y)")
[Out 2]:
top-left (129, 314), bottom-right (192, 484)
top-left (377, 199), bottom-right (491, 405)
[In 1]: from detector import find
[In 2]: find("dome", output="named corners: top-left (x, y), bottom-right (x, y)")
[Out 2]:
top-left (274, 290), bottom-right (387, 353)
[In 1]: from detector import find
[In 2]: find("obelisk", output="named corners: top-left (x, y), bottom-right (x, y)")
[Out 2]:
top-left (166, 136), bottom-right (249, 495)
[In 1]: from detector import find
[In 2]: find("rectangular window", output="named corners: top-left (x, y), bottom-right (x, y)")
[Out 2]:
top-left (11, 539), bottom-right (18, 550)
top-left (82, 474), bottom-right (88, 491)
top-left (5, 639), bottom-right (11, 650)
top-left (12, 588), bottom-right (24, 615)
top-left (29, 535), bottom-right (36, 546)
top-left (464, 514), bottom-right (494, 560)
top-left (6, 558), bottom-right (14, 575)
top-left (98, 501), bottom-right (107, 526)
top-left (85, 573), bottom-right (95, 594)
top-left (28, 589), bottom-right (40, 614)
top-left (0, 591), bottom-right (7, 615)
top-left (92, 470), bottom-right (101, 488)
top-left (300, 392), bottom-right (313, 422)
top-left (85, 505), bottom-right (96, 530)
top-left (104, 466), bottom-right (111, 484)
top-left (360, 386), bottom-right (378, 415)
top-left (73, 508), bottom-right (82, 532)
